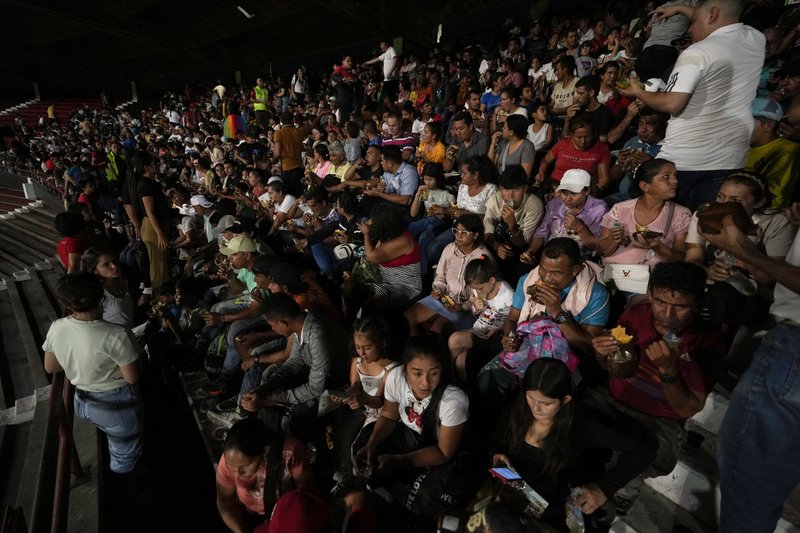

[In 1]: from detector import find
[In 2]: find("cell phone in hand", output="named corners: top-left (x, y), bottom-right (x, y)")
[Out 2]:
top-left (328, 389), bottom-right (353, 399)
top-left (489, 467), bottom-right (522, 482)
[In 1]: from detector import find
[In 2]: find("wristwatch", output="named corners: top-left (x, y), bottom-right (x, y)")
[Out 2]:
top-left (658, 371), bottom-right (679, 384)
top-left (554, 311), bottom-right (571, 324)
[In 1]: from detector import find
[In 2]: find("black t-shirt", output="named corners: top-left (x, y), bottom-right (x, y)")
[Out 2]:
top-left (577, 105), bottom-right (615, 138)
top-left (356, 166), bottom-right (383, 181)
top-left (137, 177), bottom-right (172, 222)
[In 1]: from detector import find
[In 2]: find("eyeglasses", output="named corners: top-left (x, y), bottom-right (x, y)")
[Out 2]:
top-left (452, 228), bottom-right (474, 236)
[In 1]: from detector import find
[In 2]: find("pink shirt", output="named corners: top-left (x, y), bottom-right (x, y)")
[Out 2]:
top-left (216, 437), bottom-right (309, 515)
top-left (600, 199), bottom-right (691, 267)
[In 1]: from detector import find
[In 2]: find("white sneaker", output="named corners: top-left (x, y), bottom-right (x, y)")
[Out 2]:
top-left (206, 408), bottom-right (243, 429)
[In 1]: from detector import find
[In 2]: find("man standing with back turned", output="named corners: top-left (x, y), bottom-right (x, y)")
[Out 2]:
top-left (620, 0), bottom-right (764, 210)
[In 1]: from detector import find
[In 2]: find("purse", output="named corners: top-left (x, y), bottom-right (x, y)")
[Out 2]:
top-left (603, 202), bottom-right (676, 294)
top-left (603, 263), bottom-right (651, 294)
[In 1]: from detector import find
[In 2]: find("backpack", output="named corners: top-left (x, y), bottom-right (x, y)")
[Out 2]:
top-left (499, 316), bottom-right (580, 379)
top-left (202, 324), bottom-right (230, 375)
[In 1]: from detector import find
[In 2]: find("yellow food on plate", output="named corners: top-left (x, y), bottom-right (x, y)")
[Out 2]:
top-left (611, 325), bottom-right (634, 344)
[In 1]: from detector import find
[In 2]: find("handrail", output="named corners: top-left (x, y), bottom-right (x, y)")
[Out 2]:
top-left (28, 373), bottom-right (83, 533)
top-left (2, 161), bottom-right (63, 199)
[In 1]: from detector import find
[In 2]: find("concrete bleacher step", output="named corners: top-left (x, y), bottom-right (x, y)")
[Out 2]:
top-left (0, 267), bottom-right (97, 532)
top-left (609, 385), bottom-right (800, 533)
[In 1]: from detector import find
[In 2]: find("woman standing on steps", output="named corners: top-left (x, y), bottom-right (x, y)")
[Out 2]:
top-left (43, 272), bottom-right (144, 475)
top-left (122, 151), bottom-right (172, 296)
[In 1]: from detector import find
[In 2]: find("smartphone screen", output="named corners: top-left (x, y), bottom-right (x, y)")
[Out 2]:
top-left (489, 467), bottom-right (522, 481)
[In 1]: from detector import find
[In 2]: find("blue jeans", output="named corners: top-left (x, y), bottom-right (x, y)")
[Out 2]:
top-left (311, 241), bottom-right (339, 280)
top-left (222, 316), bottom-right (265, 377)
top-left (718, 323), bottom-right (800, 532)
top-left (676, 168), bottom-right (735, 211)
top-left (604, 175), bottom-right (633, 208)
top-left (419, 224), bottom-right (454, 274)
top-left (74, 384), bottom-right (143, 473)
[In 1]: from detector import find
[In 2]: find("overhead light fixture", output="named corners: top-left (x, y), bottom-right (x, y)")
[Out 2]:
top-left (237, 6), bottom-right (255, 19)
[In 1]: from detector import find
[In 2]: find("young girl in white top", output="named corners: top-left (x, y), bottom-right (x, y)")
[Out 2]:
top-left (448, 258), bottom-right (514, 382)
top-left (331, 317), bottom-right (400, 477)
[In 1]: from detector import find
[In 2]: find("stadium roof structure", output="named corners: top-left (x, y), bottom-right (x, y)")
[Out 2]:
top-left (0, 0), bottom-right (524, 85)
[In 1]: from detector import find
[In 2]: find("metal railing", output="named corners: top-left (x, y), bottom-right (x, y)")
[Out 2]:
top-left (1, 160), bottom-right (64, 199)
top-left (28, 373), bottom-right (84, 533)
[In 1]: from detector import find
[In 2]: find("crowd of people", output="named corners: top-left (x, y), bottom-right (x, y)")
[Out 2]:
top-left (10, 0), bottom-right (800, 531)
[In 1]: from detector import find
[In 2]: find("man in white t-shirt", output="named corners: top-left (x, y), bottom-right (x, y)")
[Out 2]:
top-left (620, 0), bottom-right (765, 209)
top-left (701, 204), bottom-right (800, 533)
top-left (362, 40), bottom-right (399, 98)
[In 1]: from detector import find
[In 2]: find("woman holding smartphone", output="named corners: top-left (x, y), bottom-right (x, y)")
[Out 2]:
top-left (491, 359), bottom-right (656, 530)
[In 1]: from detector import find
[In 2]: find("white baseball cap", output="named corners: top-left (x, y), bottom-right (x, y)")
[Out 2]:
top-left (556, 169), bottom-right (592, 193)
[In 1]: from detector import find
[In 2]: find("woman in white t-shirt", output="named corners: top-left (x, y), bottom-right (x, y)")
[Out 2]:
top-left (448, 258), bottom-right (514, 383)
top-left (354, 334), bottom-right (469, 517)
top-left (81, 248), bottom-right (133, 328)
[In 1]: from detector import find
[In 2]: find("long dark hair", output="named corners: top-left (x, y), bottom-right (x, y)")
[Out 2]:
top-left (402, 334), bottom-right (454, 444)
top-left (222, 417), bottom-right (286, 514)
top-left (369, 203), bottom-right (408, 243)
top-left (506, 359), bottom-right (574, 481)
top-left (629, 158), bottom-right (673, 198)
top-left (80, 247), bottom-right (118, 283)
top-left (125, 150), bottom-right (155, 215)
top-left (462, 154), bottom-right (499, 185)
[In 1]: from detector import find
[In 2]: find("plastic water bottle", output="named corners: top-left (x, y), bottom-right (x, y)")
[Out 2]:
top-left (663, 331), bottom-right (680, 352)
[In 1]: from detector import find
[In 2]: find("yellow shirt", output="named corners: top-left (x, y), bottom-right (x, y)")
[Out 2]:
top-left (417, 141), bottom-right (446, 174)
top-left (745, 138), bottom-right (800, 208)
top-left (253, 86), bottom-right (268, 111)
top-left (330, 161), bottom-right (352, 182)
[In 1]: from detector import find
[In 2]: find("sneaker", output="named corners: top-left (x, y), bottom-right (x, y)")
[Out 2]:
top-left (206, 407), bottom-right (244, 429)
top-left (215, 396), bottom-right (239, 412)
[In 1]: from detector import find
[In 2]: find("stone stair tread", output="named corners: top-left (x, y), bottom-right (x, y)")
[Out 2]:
top-left (612, 484), bottom-right (715, 532)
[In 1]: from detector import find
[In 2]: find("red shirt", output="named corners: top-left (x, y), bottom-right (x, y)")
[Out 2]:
top-left (604, 94), bottom-right (631, 118)
top-left (550, 138), bottom-right (611, 181)
top-left (56, 236), bottom-right (89, 269)
top-left (607, 304), bottom-right (725, 421)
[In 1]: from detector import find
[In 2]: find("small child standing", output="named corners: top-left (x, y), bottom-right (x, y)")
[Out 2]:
top-left (576, 42), bottom-right (596, 78)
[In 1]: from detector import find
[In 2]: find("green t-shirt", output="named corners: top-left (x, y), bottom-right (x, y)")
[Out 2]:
top-left (237, 268), bottom-right (257, 292)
